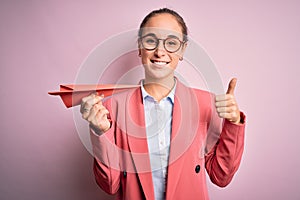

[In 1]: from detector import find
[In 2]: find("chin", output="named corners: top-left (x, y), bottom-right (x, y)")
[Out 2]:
top-left (144, 67), bottom-right (174, 81)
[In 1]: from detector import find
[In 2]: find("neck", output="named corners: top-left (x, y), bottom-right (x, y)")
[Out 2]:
top-left (143, 75), bottom-right (175, 102)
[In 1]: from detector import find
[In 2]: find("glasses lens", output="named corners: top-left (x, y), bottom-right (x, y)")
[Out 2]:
top-left (165, 38), bottom-right (181, 53)
top-left (141, 36), bottom-right (158, 50)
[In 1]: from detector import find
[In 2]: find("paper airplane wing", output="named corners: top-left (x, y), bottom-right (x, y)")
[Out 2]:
top-left (48, 84), bottom-right (140, 108)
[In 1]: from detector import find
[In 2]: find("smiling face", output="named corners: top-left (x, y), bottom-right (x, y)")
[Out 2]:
top-left (139, 13), bottom-right (187, 82)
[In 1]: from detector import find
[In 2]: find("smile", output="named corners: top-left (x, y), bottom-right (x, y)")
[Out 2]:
top-left (151, 60), bottom-right (170, 65)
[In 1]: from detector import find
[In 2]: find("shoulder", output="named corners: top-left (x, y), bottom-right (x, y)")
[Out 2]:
top-left (175, 80), bottom-right (215, 122)
top-left (176, 80), bottom-right (214, 103)
top-left (192, 88), bottom-right (214, 102)
top-left (191, 87), bottom-right (212, 96)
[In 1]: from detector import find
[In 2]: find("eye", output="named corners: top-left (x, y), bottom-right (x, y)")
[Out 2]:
top-left (145, 38), bottom-right (156, 44)
top-left (166, 38), bottom-right (179, 46)
top-left (143, 36), bottom-right (157, 45)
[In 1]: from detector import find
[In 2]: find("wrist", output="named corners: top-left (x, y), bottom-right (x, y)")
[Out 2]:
top-left (89, 123), bottom-right (111, 135)
top-left (231, 112), bottom-right (245, 125)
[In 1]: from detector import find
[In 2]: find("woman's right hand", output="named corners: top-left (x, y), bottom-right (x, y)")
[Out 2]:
top-left (80, 93), bottom-right (111, 135)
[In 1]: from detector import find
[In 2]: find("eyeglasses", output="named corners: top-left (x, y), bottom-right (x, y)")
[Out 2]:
top-left (140, 34), bottom-right (185, 53)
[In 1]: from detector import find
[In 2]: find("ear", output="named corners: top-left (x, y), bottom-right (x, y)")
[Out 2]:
top-left (181, 42), bottom-right (187, 53)
top-left (178, 42), bottom-right (187, 58)
top-left (138, 39), bottom-right (142, 56)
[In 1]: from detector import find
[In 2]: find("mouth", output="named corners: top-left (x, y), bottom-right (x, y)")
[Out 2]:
top-left (150, 60), bottom-right (170, 66)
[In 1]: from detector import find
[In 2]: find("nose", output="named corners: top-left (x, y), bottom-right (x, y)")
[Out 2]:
top-left (154, 40), bottom-right (166, 57)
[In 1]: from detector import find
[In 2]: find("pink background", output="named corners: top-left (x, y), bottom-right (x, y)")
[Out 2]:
top-left (1, 0), bottom-right (300, 199)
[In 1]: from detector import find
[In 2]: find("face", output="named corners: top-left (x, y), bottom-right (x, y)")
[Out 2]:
top-left (139, 14), bottom-right (187, 81)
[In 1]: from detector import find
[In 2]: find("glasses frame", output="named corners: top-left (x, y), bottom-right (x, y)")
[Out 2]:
top-left (139, 34), bottom-right (186, 53)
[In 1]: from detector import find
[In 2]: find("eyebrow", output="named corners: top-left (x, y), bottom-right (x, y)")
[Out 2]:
top-left (142, 33), bottom-right (156, 38)
top-left (167, 35), bottom-right (180, 40)
top-left (142, 33), bottom-right (181, 40)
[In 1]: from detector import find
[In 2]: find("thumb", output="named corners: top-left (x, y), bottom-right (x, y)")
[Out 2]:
top-left (226, 78), bottom-right (237, 94)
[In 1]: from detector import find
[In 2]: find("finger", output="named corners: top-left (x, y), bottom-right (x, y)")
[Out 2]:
top-left (82, 94), bottom-right (103, 111)
top-left (216, 106), bottom-right (237, 113)
top-left (80, 93), bottom-right (97, 114)
top-left (215, 99), bottom-right (236, 107)
top-left (97, 93), bottom-right (105, 99)
top-left (81, 92), bottom-right (97, 104)
top-left (81, 104), bottom-right (93, 115)
top-left (97, 107), bottom-right (110, 121)
top-left (218, 112), bottom-right (239, 120)
top-left (86, 103), bottom-right (102, 122)
top-left (81, 97), bottom-right (102, 119)
top-left (82, 107), bottom-right (92, 119)
top-left (93, 107), bottom-right (110, 129)
top-left (215, 94), bottom-right (234, 102)
top-left (226, 78), bottom-right (237, 95)
top-left (86, 94), bottom-right (103, 105)
top-left (90, 105), bottom-right (109, 122)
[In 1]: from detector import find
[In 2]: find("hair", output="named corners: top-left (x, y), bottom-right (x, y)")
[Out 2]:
top-left (138, 8), bottom-right (188, 42)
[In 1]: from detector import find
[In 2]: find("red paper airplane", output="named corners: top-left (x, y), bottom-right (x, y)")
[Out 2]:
top-left (48, 84), bottom-right (140, 108)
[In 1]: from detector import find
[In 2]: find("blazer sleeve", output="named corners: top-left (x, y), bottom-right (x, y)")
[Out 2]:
top-left (205, 112), bottom-right (246, 187)
top-left (90, 99), bottom-right (121, 195)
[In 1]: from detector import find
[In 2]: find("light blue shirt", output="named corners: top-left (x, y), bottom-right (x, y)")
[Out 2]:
top-left (141, 80), bottom-right (176, 200)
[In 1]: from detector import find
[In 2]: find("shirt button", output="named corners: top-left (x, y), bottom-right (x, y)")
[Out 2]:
top-left (195, 165), bottom-right (201, 173)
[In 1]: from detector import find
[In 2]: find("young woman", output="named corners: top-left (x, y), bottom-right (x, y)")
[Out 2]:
top-left (80, 8), bottom-right (246, 200)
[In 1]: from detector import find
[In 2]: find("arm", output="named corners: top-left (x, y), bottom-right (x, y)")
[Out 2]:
top-left (205, 78), bottom-right (246, 187)
top-left (81, 93), bottom-right (121, 194)
top-left (90, 125), bottom-right (121, 194)
top-left (205, 113), bottom-right (246, 187)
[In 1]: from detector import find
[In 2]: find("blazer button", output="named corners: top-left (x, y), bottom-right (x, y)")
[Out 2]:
top-left (123, 171), bottom-right (127, 177)
top-left (195, 165), bottom-right (201, 173)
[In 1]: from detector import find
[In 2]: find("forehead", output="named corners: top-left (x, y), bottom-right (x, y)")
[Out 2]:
top-left (141, 14), bottom-right (183, 39)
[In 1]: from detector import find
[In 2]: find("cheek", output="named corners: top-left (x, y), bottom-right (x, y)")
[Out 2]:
top-left (140, 50), bottom-right (153, 63)
top-left (171, 54), bottom-right (180, 63)
top-left (171, 53), bottom-right (183, 68)
top-left (176, 47), bottom-right (186, 58)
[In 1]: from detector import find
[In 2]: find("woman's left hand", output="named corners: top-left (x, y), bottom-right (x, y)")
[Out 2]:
top-left (215, 78), bottom-right (241, 124)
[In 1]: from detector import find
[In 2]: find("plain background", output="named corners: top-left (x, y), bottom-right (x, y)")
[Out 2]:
top-left (1, 0), bottom-right (300, 199)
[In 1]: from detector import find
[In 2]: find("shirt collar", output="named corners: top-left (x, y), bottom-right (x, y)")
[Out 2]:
top-left (141, 79), bottom-right (176, 104)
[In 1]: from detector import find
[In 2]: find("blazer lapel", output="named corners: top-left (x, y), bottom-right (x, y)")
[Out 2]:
top-left (166, 81), bottom-right (200, 200)
top-left (126, 88), bottom-right (155, 200)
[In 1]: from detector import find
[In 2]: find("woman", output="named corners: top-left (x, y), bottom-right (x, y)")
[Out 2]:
top-left (81, 8), bottom-right (246, 200)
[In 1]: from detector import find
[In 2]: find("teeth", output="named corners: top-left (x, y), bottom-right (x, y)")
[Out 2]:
top-left (153, 61), bottom-right (168, 65)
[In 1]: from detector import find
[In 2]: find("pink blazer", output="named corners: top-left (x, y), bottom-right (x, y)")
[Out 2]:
top-left (90, 80), bottom-right (246, 200)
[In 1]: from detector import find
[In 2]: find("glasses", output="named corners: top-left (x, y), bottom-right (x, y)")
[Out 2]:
top-left (140, 34), bottom-right (185, 53)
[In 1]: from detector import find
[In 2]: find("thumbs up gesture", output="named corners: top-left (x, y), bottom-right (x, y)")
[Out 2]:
top-left (215, 78), bottom-right (241, 124)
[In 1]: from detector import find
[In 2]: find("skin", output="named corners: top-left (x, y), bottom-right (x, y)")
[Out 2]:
top-left (80, 13), bottom-right (241, 135)
top-left (216, 78), bottom-right (241, 124)
top-left (139, 14), bottom-right (187, 101)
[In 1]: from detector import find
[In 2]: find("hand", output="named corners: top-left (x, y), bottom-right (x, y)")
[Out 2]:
top-left (80, 93), bottom-right (111, 134)
top-left (215, 78), bottom-right (241, 124)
